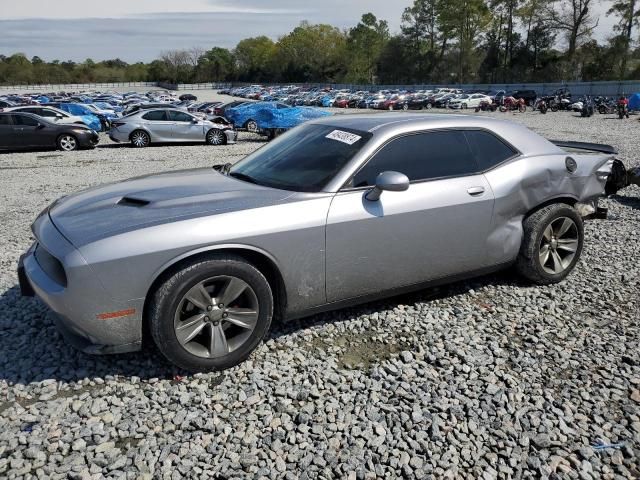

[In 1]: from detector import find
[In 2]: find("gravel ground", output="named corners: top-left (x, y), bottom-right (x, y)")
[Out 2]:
top-left (0, 97), bottom-right (639, 479)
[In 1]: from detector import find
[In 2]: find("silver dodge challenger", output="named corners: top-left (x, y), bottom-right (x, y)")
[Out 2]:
top-left (19, 114), bottom-right (618, 371)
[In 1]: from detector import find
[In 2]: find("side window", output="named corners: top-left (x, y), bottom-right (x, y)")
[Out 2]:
top-left (40, 109), bottom-right (58, 117)
top-left (464, 130), bottom-right (517, 171)
top-left (142, 110), bottom-right (168, 121)
top-left (14, 115), bottom-right (39, 126)
top-left (352, 130), bottom-right (478, 188)
top-left (168, 111), bottom-right (193, 122)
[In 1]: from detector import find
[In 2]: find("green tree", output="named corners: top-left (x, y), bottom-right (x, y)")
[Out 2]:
top-left (196, 47), bottom-right (235, 82)
top-left (275, 22), bottom-right (347, 82)
top-left (345, 13), bottom-right (389, 83)
top-left (234, 36), bottom-right (277, 81)
top-left (607, 0), bottom-right (640, 78)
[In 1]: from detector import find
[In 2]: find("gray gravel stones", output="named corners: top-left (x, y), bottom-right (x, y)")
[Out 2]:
top-left (0, 92), bottom-right (639, 478)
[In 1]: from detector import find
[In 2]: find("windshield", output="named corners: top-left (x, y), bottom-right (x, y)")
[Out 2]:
top-left (229, 123), bottom-right (372, 192)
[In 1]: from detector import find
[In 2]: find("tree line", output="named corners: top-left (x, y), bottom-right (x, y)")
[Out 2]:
top-left (1, 0), bottom-right (639, 86)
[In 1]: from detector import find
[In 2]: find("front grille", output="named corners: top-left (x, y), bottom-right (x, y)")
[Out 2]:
top-left (34, 244), bottom-right (67, 287)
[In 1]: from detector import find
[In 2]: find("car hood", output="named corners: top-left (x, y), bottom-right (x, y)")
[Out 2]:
top-left (48, 168), bottom-right (295, 246)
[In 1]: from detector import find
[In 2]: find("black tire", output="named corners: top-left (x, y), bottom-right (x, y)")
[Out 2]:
top-left (149, 254), bottom-right (274, 372)
top-left (130, 130), bottom-right (150, 148)
top-left (516, 204), bottom-right (584, 285)
top-left (245, 119), bottom-right (258, 133)
top-left (206, 128), bottom-right (226, 146)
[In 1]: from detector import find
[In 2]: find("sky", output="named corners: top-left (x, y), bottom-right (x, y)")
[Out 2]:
top-left (2, 0), bottom-right (616, 63)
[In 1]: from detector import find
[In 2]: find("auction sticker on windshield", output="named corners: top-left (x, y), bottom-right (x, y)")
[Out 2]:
top-left (326, 130), bottom-right (362, 145)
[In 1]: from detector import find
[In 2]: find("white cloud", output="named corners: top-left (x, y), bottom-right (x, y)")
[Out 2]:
top-left (1, 0), bottom-right (301, 19)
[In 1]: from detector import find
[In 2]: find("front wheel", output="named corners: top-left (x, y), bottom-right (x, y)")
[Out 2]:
top-left (149, 255), bottom-right (274, 372)
top-left (516, 204), bottom-right (584, 285)
top-left (206, 129), bottom-right (226, 146)
top-left (57, 134), bottom-right (78, 151)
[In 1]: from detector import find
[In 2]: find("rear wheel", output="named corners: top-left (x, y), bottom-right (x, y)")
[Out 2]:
top-left (57, 134), bottom-right (78, 151)
top-left (516, 204), bottom-right (584, 285)
top-left (149, 255), bottom-right (273, 372)
top-left (425, 103), bottom-right (433, 109)
top-left (206, 129), bottom-right (226, 146)
top-left (130, 130), bottom-right (150, 148)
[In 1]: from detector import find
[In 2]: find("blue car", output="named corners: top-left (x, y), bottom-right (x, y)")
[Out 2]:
top-left (49, 103), bottom-right (104, 132)
top-left (225, 102), bottom-right (332, 137)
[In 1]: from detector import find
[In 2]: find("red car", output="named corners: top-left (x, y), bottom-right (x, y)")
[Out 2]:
top-left (333, 97), bottom-right (350, 108)
top-left (382, 96), bottom-right (407, 111)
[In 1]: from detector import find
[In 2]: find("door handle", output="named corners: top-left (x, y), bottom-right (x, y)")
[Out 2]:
top-left (467, 186), bottom-right (485, 196)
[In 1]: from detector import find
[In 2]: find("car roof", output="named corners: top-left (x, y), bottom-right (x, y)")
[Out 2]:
top-left (308, 113), bottom-right (562, 156)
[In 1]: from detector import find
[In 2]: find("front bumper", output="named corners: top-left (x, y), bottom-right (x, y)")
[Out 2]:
top-left (225, 129), bottom-right (238, 144)
top-left (79, 131), bottom-right (100, 148)
top-left (18, 214), bottom-right (143, 355)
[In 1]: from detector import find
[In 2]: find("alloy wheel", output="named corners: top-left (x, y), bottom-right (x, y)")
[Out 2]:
top-left (131, 131), bottom-right (149, 147)
top-left (538, 217), bottom-right (579, 275)
top-left (174, 276), bottom-right (259, 359)
top-left (207, 130), bottom-right (225, 145)
top-left (59, 135), bottom-right (77, 151)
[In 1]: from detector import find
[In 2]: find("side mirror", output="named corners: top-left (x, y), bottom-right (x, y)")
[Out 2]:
top-left (36, 123), bottom-right (45, 129)
top-left (365, 171), bottom-right (410, 201)
top-left (192, 118), bottom-right (199, 123)
top-left (56, 114), bottom-right (63, 119)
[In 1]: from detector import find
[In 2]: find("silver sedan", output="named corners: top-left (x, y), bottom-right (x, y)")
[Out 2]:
top-left (20, 114), bottom-right (617, 371)
top-left (109, 108), bottom-right (237, 147)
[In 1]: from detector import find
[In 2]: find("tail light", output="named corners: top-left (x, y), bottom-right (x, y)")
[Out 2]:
top-left (111, 121), bottom-right (125, 128)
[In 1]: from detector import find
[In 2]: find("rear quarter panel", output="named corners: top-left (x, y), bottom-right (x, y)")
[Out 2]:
top-left (484, 152), bottom-right (613, 265)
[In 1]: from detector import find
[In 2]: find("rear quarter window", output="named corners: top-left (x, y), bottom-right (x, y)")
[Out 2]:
top-left (464, 130), bottom-right (517, 171)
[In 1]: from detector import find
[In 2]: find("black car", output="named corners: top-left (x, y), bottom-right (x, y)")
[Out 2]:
top-left (407, 95), bottom-right (429, 110)
top-left (213, 101), bottom-right (249, 116)
top-left (510, 90), bottom-right (538, 106)
top-left (179, 94), bottom-right (198, 101)
top-left (0, 112), bottom-right (99, 151)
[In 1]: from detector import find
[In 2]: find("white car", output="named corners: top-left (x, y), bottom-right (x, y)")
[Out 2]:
top-left (84, 103), bottom-right (118, 117)
top-left (4, 106), bottom-right (87, 126)
top-left (449, 94), bottom-right (492, 109)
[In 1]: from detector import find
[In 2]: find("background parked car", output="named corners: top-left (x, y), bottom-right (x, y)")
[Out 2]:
top-left (109, 109), bottom-right (237, 148)
top-left (4, 106), bottom-right (88, 126)
top-left (0, 112), bottom-right (98, 151)
top-left (47, 103), bottom-right (103, 131)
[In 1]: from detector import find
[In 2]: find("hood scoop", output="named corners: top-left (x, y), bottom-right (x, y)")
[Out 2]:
top-left (118, 196), bottom-right (151, 207)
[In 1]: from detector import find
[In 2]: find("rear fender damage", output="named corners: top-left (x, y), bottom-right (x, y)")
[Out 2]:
top-left (484, 153), bottom-right (618, 265)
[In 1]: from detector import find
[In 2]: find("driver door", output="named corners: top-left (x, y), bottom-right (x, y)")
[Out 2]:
top-left (169, 110), bottom-right (204, 141)
top-left (325, 130), bottom-right (495, 303)
top-left (13, 114), bottom-right (51, 147)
